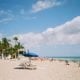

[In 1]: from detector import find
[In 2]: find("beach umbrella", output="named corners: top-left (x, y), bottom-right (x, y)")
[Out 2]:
top-left (23, 52), bottom-right (38, 57)
top-left (22, 50), bottom-right (38, 65)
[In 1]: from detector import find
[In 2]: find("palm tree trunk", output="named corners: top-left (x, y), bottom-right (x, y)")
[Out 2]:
top-left (1, 53), bottom-right (4, 59)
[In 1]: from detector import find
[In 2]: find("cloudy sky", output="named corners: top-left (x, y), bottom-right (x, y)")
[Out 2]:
top-left (0, 0), bottom-right (80, 56)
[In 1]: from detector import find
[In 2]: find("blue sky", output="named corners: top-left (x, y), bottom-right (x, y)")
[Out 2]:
top-left (0, 0), bottom-right (80, 56)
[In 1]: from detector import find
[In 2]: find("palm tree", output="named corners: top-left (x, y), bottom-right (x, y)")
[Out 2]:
top-left (0, 37), bottom-right (24, 59)
top-left (0, 41), bottom-right (3, 59)
top-left (13, 37), bottom-right (24, 59)
top-left (7, 47), bottom-right (15, 59)
top-left (1, 37), bottom-right (10, 59)
top-left (13, 37), bottom-right (18, 44)
top-left (13, 37), bottom-right (18, 58)
top-left (14, 42), bottom-right (24, 58)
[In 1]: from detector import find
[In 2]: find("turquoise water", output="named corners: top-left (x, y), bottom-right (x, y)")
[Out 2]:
top-left (52, 57), bottom-right (80, 61)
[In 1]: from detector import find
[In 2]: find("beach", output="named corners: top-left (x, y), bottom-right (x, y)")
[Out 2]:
top-left (0, 59), bottom-right (80, 80)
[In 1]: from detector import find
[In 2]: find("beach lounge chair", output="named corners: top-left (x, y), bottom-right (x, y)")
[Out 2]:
top-left (78, 61), bottom-right (80, 67)
top-left (18, 62), bottom-right (37, 70)
top-left (25, 64), bottom-right (36, 70)
top-left (65, 60), bottom-right (69, 65)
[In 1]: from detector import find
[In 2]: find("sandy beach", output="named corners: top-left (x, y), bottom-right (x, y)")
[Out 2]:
top-left (0, 59), bottom-right (80, 80)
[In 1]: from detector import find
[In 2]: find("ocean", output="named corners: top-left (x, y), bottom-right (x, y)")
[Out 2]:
top-left (52, 57), bottom-right (80, 61)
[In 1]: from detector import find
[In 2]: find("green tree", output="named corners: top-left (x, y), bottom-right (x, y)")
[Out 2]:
top-left (13, 37), bottom-right (18, 44)
top-left (14, 42), bottom-right (24, 58)
top-left (0, 37), bottom-right (24, 59)
top-left (0, 41), bottom-right (3, 59)
top-left (1, 38), bottom-right (10, 59)
top-left (13, 37), bottom-right (24, 59)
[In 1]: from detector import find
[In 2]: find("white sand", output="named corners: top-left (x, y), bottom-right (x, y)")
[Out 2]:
top-left (0, 59), bottom-right (80, 80)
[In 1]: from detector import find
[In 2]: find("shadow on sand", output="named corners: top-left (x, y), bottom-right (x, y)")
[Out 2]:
top-left (14, 66), bottom-right (37, 70)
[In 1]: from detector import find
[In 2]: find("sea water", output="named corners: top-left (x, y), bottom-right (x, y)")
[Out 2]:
top-left (52, 57), bottom-right (80, 62)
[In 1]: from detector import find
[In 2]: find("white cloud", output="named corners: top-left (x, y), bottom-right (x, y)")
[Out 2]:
top-left (14, 16), bottom-right (80, 49)
top-left (0, 16), bottom-right (80, 49)
top-left (32, 0), bottom-right (61, 13)
top-left (19, 9), bottom-right (37, 20)
top-left (0, 9), bottom-right (37, 23)
top-left (0, 10), bottom-right (14, 17)
top-left (42, 16), bottom-right (80, 44)
top-left (0, 18), bottom-right (13, 23)
top-left (0, 10), bottom-right (14, 23)
top-left (16, 32), bottom-right (44, 49)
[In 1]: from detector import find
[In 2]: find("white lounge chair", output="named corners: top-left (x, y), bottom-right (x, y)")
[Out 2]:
top-left (18, 62), bottom-right (36, 70)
